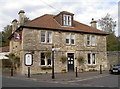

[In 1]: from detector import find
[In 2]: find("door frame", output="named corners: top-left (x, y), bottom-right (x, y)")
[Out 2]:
top-left (67, 53), bottom-right (75, 72)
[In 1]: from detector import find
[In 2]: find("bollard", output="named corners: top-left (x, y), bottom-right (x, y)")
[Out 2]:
top-left (110, 64), bottom-right (112, 70)
top-left (100, 65), bottom-right (102, 74)
top-left (11, 68), bottom-right (13, 76)
top-left (76, 67), bottom-right (78, 77)
top-left (28, 67), bottom-right (30, 78)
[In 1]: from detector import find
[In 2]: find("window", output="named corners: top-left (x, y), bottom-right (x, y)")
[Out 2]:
top-left (91, 36), bottom-right (95, 46)
top-left (87, 53), bottom-right (96, 65)
top-left (47, 32), bottom-right (52, 43)
top-left (88, 54), bottom-right (91, 64)
top-left (71, 34), bottom-right (75, 45)
top-left (92, 54), bottom-right (95, 64)
top-left (47, 59), bottom-right (51, 65)
top-left (41, 53), bottom-right (45, 65)
top-left (40, 31), bottom-right (52, 43)
top-left (41, 31), bottom-right (46, 43)
top-left (40, 53), bottom-right (52, 66)
top-left (63, 15), bottom-right (71, 26)
top-left (87, 35), bottom-right (90, 46)
top-left (66, 33), bottom-right (70, 44)
top-left (87, 35), bottom-right (96, 46)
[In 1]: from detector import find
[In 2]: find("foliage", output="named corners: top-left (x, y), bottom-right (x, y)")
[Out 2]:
top-left (44, 51), bottom-right (51, 59)
top-left (24, 17), bottom-right (30, 24)
top-left (0, 25), bottom-right (12, 47)
top-left (0, 16), bottom-right (30, 47)
top-left (77, 56), bottom-right (84, 64)
top-left (107, 33), bottom-right (119, 51)
top-left (98, 13), bottom-right (116, 33)
top-left (2, 59), bottom-right (12, 68)
top-left (5, 53), bottom-right (20, 68)
top-left (41, 66), bottom-right (52, 70)
top-left (62, 69), bottom-right (66, 71)
top-left (98, 13), bottom-right (120, 51)
top-left (60, 55), bottom-right (67, 63)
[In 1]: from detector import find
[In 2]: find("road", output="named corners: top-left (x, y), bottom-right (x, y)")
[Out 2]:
top-left (2, 74), bottom-right (119, 88)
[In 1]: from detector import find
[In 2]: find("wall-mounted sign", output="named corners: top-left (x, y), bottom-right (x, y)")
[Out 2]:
top-left (24, 53), bottom-right (33, 66)
top-left (14, 32), bottom-right (22, 41)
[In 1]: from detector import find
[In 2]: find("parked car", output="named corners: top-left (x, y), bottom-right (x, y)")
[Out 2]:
top-left (109, 63), bottom-right (120, 74)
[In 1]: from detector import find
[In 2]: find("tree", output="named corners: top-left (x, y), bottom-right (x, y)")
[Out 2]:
top-left (5, 53), bottom-right (20, 69)
top-left (1, 16), bottom-right (30, 47)
top-left (98, 13), bottom-right (116, 33)
top-left (1, 25), bottom-right (12, 47)
top-left (107, 33), bottom-right (118, 51)
top-left (98, 13), bottom-right (119, 51)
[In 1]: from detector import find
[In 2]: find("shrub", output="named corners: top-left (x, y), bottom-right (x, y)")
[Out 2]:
top-left (60, 55), bottom-right (67, 63)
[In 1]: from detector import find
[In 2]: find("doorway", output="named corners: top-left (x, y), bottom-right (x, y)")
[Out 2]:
top-left (67, 53), bottom-right (74, 72)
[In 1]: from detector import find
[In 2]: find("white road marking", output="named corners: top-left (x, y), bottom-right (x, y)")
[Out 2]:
top-left (68, 74), bottom-right (110, 83)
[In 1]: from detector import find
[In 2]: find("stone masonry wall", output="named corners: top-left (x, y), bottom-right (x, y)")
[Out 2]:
top-left (20, 28), bottom-right (107, 74)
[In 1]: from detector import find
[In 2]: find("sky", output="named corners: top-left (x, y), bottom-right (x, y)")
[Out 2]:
top-left (0, 0), bottom-right (119, 36)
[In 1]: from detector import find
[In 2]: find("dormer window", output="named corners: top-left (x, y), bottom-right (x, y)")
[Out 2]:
top-left (63, 15), bottom-right (71, 26)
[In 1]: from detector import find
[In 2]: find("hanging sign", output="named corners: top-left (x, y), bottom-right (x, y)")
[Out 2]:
top-left (14, 32), bottom-right (22, 41)
top-left (24, 53), bottom-right (33, 66)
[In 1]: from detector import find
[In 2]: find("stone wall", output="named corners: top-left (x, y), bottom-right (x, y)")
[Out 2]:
top-left (13, 28), bottom-right (108, 74)
top-left (107, 51), bottom-right (120, 69)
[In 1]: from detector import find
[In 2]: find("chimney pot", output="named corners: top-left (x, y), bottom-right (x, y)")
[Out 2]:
top-left (18, 10), bottom-right (25, 26)
top-left (90, 18), bottom-right (97, 28)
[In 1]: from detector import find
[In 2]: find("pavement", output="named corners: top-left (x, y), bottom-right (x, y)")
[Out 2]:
top-left (2, 70), bottom-right (111, 82)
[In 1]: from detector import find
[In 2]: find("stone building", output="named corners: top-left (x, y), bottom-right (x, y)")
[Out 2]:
top-left (9, 10), bottom-right (108, 74)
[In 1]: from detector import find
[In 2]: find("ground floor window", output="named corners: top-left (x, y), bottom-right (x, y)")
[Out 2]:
top-left (87, 53), bottom-right (96, 65)
top-left (40, 52), bottom-right (52, 66)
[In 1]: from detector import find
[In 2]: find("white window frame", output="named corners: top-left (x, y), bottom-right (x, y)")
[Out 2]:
top-left (71, 34), bottom-right (75, 45)
top-left (87, 53), bottom-right (91, 64)
top-left (92, 53), bottom-right (96, 65)
top-left (40, 31), bottom-right (52, 44)
top-left (40, 53), bottom-right (52, 66)
top-left (87, 35), bottom-right (90, 46)
top-left (47, 32), bottom-right (52, 43)
top-left (63, 15), bottom-right (72, 26)
top-left (91, 36), bottom-right (95, 46)
top-left (66, 33), bottom-right (70, 45)
top-left (40, 31), bottom-right (46, 43)
top-left (87, 53), bottom-right (96, 65)
top-left (41, 53), bottom-right (45, 66)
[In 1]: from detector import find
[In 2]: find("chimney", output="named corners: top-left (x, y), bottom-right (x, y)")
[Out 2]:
top-left (12, 19), bottom-right (18, 33)
top-left (90, 18), bottom-right (97, 28)
top-left (18, 10), bottom-right (25, 26)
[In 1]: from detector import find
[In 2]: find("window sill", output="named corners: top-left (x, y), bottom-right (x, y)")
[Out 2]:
top-left (71, 44), bottom-right (75, 46)
top-left (40, 42), bottom-right (52, 45)
top-left (87, 64), bottom-right (97, 68)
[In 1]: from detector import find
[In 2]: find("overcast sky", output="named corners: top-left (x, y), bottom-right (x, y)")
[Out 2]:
top-left (0, 0), bottom-right (119, 36)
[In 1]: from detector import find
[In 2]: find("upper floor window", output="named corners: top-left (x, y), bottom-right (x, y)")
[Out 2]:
top-left (47, 32), bottom-right (52, 43)
top-left (87, 35), bottom-right (96, 46)
top-left (71, 34), bottom-right (75, 45)
top-left (66, 33), bottom-right (70, 44)
top-left (91, 36), bottom-right (95, 46)
top-left (87, 35), bottom-right (90, 46)
top-left (40, 31), bottom-right (52, 44)
top-left (66, 33), bottom-right (75, 45)
top-left (41, 31), bottom-right (46, 43)
top-left (63, 15), bottom-right (71, 26)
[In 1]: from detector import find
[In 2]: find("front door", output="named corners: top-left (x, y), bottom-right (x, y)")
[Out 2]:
top-left (67, 53), bottom-right (74, 72)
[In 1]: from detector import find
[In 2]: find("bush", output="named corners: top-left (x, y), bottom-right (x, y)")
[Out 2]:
top-left (77, 56), bottom-right (84, 64)
top-left (60, 55), bottom-right (67, 63)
